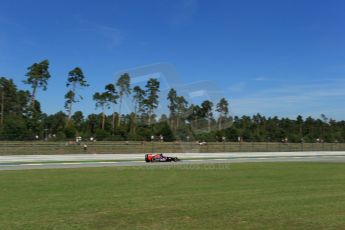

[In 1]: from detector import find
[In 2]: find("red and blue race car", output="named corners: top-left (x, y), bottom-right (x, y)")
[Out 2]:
top-left (145, 153), bottom-right (180, 162)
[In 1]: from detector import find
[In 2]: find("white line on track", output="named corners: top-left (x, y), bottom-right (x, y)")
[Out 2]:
top-left (97, 162), bottom-right (117, 164)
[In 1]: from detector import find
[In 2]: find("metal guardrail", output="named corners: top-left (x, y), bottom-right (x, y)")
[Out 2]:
top-left (0, 141), bottom-right (345, 155)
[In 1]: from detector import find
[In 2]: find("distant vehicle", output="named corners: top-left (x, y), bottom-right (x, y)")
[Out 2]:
top-left (145, 153), bottom-right (180, 162)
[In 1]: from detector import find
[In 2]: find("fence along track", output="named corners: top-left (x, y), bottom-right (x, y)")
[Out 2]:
top-left (0, 141), bottom-right (345, 155)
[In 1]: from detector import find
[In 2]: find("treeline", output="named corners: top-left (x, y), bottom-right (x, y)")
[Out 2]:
top-left (0, 60), bottom-right (345, 142)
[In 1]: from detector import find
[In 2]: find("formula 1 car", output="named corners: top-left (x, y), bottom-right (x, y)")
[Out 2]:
top-left (145, 153), bottom-right (180, 162)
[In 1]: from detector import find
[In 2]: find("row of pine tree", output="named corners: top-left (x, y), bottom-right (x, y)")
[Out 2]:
top-left (0, 60), bottom-right (344, 142)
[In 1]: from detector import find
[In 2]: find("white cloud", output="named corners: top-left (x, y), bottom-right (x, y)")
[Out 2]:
top-left (229, 78), bottom-right (345, 119)
top-left (256, 79), bottom-right (345, 98)
top-left (189, 90), bottom-right (206, 98)
top-left (76, 17), bottom-right (125, 49)
top-left (130, 73), bottom-right (161, 84)
top-left (227, 82), bottom-right (246, 92)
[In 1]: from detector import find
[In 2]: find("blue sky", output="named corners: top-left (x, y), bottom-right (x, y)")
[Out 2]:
top-left (1, 0), bottom-right (345, 119)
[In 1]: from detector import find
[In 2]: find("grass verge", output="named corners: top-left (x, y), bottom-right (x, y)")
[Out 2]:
top-left (1, 162), bottom-right (345, 229)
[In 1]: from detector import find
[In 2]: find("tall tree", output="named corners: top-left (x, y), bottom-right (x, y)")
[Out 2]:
top-left (0, 77), bottom-right (31, 129)
top-left (43, 111), bottom-right (67, 138)
top-left (116, 73), bottom-right (131, 127)
top-left (65, 67), bottom-right (89, 120)
top-left (133, 86), bottom-right (146, 114)
top-left (0, 81), bottom-right (4, 128)
top-left (131, 86), bottom-right (146, 133)
top-left (93, 92), bottom-right (110, 130)
top-left (23, 60), bottom-right (50, 110)
top-left (71, 111), bottom-right (84, 132)
top-left (296, 115), bottom-right (304, 138)
top-left (167, 88), bottom-right (178, 130)
top-left (186, 104), bottom-right (203, 130)
top-left (105, 83), bottom-right (119, 132)
top-left (216, 98), bottom-right (229, 130)
top-left (176, 96), bottom-right (188, 130)
top-left (144, 78), bottom-right (160, 125)
top-left (201, 100), bottom-right (214, 132)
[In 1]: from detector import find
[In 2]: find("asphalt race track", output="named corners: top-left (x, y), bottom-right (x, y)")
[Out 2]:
top-left (1, 151), bottom-right (345, 170)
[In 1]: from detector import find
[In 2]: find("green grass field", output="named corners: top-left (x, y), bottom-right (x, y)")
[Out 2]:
top-left (1, 163), bottom-right (345, 229)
